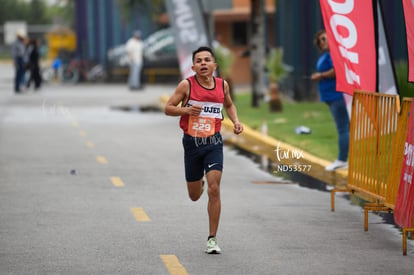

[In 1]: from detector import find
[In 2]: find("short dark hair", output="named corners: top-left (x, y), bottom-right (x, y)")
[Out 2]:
top-left (192, 46), bottom-right (215, 62)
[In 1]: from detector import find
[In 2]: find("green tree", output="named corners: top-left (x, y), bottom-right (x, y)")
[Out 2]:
top-left (46, 0), bottom-right (75, 27)
top-left (27, 0), bottom-right (48, 24)
top-left (0, 0), bottom-right (58, 25)
top-left (0, 0), bottom-right (28, 24)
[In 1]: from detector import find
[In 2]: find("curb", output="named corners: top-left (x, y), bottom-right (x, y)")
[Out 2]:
top-left (0, 60), bottom-right (12, 65)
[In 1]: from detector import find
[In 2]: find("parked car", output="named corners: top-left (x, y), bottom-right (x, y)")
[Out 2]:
top-left (106, 28), bottom-right (180, 83)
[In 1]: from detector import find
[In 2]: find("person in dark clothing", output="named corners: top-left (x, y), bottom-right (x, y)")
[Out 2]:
top-left (26, 38), bottom-right (42, 90)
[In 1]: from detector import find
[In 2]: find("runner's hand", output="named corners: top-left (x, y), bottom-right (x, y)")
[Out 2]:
top-left (233, 122), bottom-right (243, 135)
top-left (187, 105), bottom-right (202, 116)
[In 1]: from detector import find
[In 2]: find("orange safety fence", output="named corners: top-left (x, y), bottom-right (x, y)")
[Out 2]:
top-left (390, 98), bottom-right (413, 255)
top-left (384, 97), bottom-right (412, 208)
top-left (346, 91), bottom-right (412, 210)
top-left (336, 90), bottom-right (413, 255)
top-left (348, 91), bottom-right (398, 202)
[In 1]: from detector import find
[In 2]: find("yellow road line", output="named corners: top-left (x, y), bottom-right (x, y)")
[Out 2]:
top-left (130, 207), bottom-right (151, 222)
top-left (86, 141), bottom-right (95, 148)
top-left (79, 130), bottom-right (87, 137)
top-left (110, 177), bottom-right (124, 187)
top-left (96, 155), bottom-right (108, 164)
top-left (160, 255), bottom-right (189, 275)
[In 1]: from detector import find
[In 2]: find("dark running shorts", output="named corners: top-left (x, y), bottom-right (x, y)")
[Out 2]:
top-left (182, 132), bottom-right (223, 182)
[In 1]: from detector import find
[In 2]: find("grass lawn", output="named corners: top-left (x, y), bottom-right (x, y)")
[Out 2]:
top-left (230, 93), bottom-right (339, 161)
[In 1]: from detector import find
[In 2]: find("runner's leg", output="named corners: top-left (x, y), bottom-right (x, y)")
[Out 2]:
top-left (187, 179), bottom-right (204, 201)
top-left (183, 135), bottom-right (204, 201)
top-left (206, 170), bottom-right (222, 237)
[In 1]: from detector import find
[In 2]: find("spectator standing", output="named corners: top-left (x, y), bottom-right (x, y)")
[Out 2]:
top-left (311, 29), bottom-right (350, 171)
top-left (125, 30), bottom-right (144, 90)
top-left (26, 38), bottom-right (42, 90)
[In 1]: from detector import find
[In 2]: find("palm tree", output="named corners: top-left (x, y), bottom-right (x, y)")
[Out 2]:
top-left (266, 47), bottom-right (289, 112)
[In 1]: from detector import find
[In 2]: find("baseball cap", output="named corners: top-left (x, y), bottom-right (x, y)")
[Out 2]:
top-left (16, 29), bottom-right (26, 38)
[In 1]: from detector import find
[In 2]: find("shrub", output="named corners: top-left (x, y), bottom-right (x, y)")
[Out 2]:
top-left (395, 60), bottom-right (414, 98)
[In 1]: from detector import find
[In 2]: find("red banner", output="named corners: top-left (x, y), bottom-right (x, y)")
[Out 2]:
top-left (403, 0), bottom-right (414, 82)
top-left (394, 101), bottom-right (414, 228)
top-left (319, 0), bottom-right (377, 94)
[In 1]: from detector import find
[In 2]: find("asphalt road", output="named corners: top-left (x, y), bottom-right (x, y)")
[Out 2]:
top-left (1, 65), bottom-right (414, 274)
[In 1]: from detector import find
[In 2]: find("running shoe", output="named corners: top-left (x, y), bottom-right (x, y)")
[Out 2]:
top-left (325, 160), bottom-right (348, 171)
top-left (205, 237), bottom-right (221, 254)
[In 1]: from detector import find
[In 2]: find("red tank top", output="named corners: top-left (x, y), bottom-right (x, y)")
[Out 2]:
top-left (179, 76), bottom-right (225, 137)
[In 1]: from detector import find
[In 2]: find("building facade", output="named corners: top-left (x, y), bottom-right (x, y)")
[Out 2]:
top-left (74, 0), bottom-right (158, 64)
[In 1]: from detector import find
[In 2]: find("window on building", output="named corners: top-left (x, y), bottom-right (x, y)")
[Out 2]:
top-left (232, 22), bottom-right (248, 46)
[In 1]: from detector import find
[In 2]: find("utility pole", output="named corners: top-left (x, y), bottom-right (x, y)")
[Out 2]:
top-left (200, 0), bottom-right (214, 44)
top-left (250, 0), bottom-right (266, 107)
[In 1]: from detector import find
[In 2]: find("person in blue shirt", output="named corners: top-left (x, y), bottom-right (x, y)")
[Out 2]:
top-left (311, 29), bottom-right (349, 171)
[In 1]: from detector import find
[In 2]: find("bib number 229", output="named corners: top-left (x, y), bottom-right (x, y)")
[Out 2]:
top-left (188, 116), bottom-right (215, 137)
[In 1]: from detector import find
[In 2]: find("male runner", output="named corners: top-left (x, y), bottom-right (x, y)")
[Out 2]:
top-left (164, 46), bottom-right (243, 254)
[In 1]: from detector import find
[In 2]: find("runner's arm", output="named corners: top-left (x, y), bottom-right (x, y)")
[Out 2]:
top-left (164, 80), bottom-right (202, 116)
top-left (223, 81), bottom-right (243, 135)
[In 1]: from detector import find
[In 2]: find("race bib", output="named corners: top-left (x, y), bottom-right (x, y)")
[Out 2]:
top-left (188, 116), bottom-right (215, 137)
